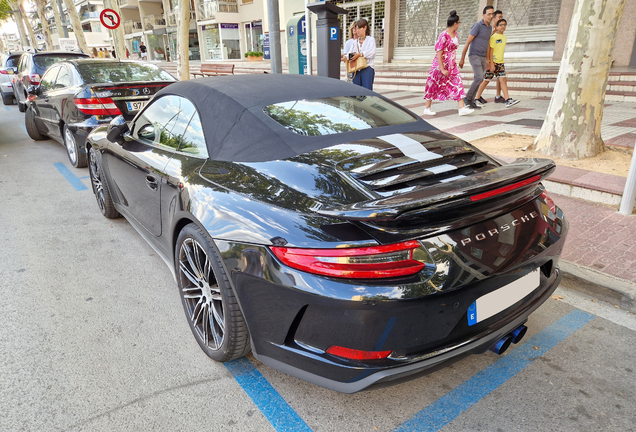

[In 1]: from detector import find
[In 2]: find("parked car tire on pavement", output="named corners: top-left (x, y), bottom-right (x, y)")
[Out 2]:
top-left (1, 92), bottom-right (13, 105)
top-left (88, 147), bottom-right (119, 219)
top-left (25, 107), bottom-right (47, 141)
top-left (176, 224), bottom-right (252, 362)
top-left (64, 125), bottom-right (87, 168)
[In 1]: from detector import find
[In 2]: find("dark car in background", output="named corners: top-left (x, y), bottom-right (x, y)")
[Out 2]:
top-left (86, 75), bottom-right (568, 393)
top-left (1, 51), bottom-right (23, 105)
top-left (25, 59), bottom-right (176, 168)
top-left (12, 50), bottom-right (90, 112)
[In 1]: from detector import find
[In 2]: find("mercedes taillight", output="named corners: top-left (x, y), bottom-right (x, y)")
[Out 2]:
top-left (74, 97), bottom-right (122, 116)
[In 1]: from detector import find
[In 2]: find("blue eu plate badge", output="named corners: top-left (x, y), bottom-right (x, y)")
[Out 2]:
top-left (467, 302), bottom-right (477, 326)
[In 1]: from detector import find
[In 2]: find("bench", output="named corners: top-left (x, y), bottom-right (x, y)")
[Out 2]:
top-left (192, 63), bottom-right (235, 78)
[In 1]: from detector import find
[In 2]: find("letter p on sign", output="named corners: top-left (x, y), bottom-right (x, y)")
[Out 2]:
top-left (330, 27), bottom-right (338, 41)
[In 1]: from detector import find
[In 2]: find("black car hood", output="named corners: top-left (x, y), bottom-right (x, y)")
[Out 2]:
top-left (198, 130), bottom-right (555, 223)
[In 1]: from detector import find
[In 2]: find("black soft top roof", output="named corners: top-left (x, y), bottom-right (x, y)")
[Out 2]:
top-left (154, 74), bottom-right (433, 162)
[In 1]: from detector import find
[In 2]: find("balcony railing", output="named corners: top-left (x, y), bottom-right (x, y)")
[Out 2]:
top-left (81, 11), bottom-right (100, 20)
top-left (143, 14), bottom-right (166, 31)
top-left (167, 10), bottom-right (196, 27)
top-left (124, 20), bottom-right (143, 34)
top-left (198, 0), bottom-right (238, 20)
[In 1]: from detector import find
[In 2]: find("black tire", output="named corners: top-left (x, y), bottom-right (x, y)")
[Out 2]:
top-left (175, 224), bottom-right (251, 362)
top-left (2, 92), bottom-right (14, 105)
top-left (63, 125), bottom-right (87, 168)
top-left (88, 146), bottom-right (119, 219)
top-left (25, 107), bottom-right (47, 141)
top-left (18, 99), bottom-right (26, 113)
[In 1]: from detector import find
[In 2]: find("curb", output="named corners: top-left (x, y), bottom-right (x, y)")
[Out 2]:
top-left (559, 260), bottom-right (636, 314)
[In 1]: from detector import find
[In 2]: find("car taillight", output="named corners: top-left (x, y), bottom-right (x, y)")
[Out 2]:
top-left (326, 346), bottom-right (392, 360)
top-left (541, 191), bottom-right (556, 213)
top-left (0, 69), bottom-right (7, 75)
top-left (470, 175), bottom-right (541, 202)
top-left (270, 240), bottom-right (434, 279)
top-left (74, 97), bottom-right (121, 116)
top-left (26, 73), bottom-right (41, 85)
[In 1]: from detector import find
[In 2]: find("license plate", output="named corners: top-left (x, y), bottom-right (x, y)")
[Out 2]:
top-left (467, 269), bottom-right (540, 326)
top-left (126, 100), bottom-right (147, 112)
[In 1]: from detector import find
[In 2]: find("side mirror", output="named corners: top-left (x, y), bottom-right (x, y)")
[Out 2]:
top-left (27, 85), bottom-right (39, 95)
top-left (106, 115), bottom-right (129, 142)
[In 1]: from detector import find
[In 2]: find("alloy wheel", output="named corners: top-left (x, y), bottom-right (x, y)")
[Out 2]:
top-left (88, 149), bottom-right (105, 213)
top-left (64, 127), bottom-right (78, 165)
top-left (178, 237), bottom-right (225, 351)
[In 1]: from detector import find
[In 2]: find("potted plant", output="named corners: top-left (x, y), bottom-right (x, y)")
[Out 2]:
top-left (244, 51), bottom-right (264, 62)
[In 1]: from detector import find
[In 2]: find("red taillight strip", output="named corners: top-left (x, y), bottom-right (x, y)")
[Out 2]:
top-left (270, 240), bottom-right (426, 279)
top-left (326, 346), bottom-right (392, 360)
top-left (470, 175), bottom-right (541, 202)
top-left (74, 97), bottom-right (121, 116)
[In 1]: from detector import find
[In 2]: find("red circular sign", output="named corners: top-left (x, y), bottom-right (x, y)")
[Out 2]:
top-left (100, 9), bottom-right (121, 30)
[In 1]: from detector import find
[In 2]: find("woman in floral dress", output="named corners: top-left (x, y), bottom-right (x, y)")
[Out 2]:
top-left (423, 11), bottom-right (474, 116)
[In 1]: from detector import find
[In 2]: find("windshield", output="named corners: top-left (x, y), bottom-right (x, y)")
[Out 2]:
top-left (264, 96), bottom-right (418, 136)
top-left (33, 54), bottom-right (88, 71)
top-left (77, 62), bottom-right (174, 84)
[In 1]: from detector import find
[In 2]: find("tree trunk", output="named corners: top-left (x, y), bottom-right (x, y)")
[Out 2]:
top-left (102, 0), bottom-right (126, 60)
top-left (531, 0), bottom-right (627, 160)
top-left (0, 34), bottom-right (6, 53)
top-left (176, 0), bottom-right (190, 80)
top-left (20, 2), bottom-right (38, 48)
top-left (35, 0), bottom-right (53, 50)
top-left (9, 1), bottom-right (29, 48)
top-left (51, 0), bottom-right (65, 45)
top-left (62, 0), bottom-right (89, 52)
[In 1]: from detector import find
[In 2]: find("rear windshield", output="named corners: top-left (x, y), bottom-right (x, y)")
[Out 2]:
top-left (34, 54), bottom-right (88, 71)
top-left (6, 56), bottom-right (21, 68)
top-left (264, 96), bottom-right (418, 136)
top-left (76, 62), bottom-right (174, 84)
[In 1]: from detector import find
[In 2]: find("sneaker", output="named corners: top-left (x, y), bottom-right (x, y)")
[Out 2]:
top-left (422, 108), bottom-right (436, 116)
top-left (476, 97), bottom-right (488, 105)
top-left (475, 99), bottom-right (484, 107)
top-left (464, 98), bottom-right (481, 109)
top-left (458, 106), bottom-right (474, 116)
top-left (494, 96), bottom-right (506, 103)
top-left (505, 98), bottom-right (520, 108)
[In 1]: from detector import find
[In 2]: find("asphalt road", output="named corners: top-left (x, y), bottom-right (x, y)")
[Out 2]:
top-left (1, 101), bottom-right (635, 432)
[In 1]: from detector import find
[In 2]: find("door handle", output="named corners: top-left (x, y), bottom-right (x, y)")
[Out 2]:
top-left (145, 175), bottom-right (158, 190)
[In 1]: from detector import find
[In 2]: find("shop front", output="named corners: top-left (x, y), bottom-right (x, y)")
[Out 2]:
top-left (147, 31), bottom-right (168, 61)
top-left (167, 30), bottom-right (200, 61)
top-left (200, 23), bottom-right (241, 61)
top-left (244, 21), bottom-right (263, 53)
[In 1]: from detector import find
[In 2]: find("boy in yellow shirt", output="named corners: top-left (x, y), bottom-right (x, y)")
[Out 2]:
top-left (475, 19), bottom-right (519, 108)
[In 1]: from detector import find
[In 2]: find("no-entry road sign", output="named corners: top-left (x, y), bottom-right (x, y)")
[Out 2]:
top-left (100, 9), bottom-right (121, 30)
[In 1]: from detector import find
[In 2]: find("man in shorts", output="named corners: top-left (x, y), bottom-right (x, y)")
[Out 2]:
top-left (140, 42), bottom-right (148, 60)
top-left (474, 18), bottom-right (519, 108)
top-left (459, 5), bottom-right (494, 110)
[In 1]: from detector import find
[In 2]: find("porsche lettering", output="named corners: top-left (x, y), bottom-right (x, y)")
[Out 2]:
top-left (460, 211), bottom-right (540, 246)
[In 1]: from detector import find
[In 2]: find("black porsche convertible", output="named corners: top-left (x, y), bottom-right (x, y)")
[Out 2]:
top-left (86, 75), bottom-right (567, 393)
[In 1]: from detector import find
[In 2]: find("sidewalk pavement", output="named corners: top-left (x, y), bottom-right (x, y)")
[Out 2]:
top-left (373, 89), bottom-right (636, 312)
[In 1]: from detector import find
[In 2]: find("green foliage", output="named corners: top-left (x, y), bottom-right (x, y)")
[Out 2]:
top-left (0, 0), bottom-right (13, 21)
top-left (244, 51), bottom-right (264, 58)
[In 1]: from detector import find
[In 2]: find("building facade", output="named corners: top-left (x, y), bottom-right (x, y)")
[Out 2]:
top-left (24, 0), bottom-right (636, 67)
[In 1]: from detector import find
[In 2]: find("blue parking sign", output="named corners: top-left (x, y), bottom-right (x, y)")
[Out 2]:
top-left (330, 27), bottom-right (338, 41)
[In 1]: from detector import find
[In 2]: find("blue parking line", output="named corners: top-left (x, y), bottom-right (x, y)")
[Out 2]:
top-left (225, 357), bottom-right (312, 432)
top-left (54, 162), bottom-right (88, 191)
top-left (4, 106), bottom-right (10, 111)
top-left (393, 309), bottom-right (595, 432)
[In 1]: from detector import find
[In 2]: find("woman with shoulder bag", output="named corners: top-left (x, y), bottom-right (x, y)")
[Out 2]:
top-left (348, 19), bottom-right (376, 90)
top-left (342, 23), bottom-right (357, 82)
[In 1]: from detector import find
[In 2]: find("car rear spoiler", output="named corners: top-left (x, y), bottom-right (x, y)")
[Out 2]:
top-left (316, 158), bottom-right (556, 221)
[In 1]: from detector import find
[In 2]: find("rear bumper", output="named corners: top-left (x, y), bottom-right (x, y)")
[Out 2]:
top-left (253, 266), bottom-right (561, 393)
top-left (0, 81), bottom-right (12, 95)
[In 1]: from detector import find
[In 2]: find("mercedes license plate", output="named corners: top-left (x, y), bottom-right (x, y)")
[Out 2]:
top-left (126, 100), bottom-right (147, 112)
